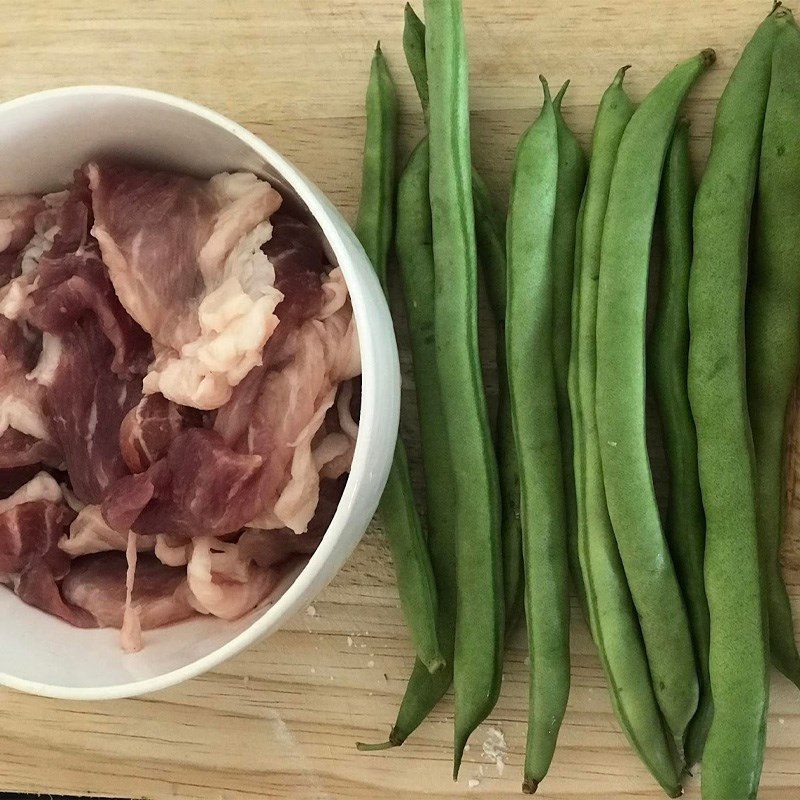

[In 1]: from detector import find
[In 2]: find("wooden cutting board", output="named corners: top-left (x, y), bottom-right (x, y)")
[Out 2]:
top-left (0, 1), bottom-right (798, 798)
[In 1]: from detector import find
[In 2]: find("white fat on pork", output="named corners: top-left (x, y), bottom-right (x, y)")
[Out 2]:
top-left (0, 191), bottom-right (69, 322)
top-left (317, 380), bottom-right (358, 480)
top-left (27, 332), bottom-right (62, 388)
top-left (143, 271), bottom-right (283, 410)
top-left (0, 393), bottom-right (52, 443)
top-left (120, 531), bottom-right (142, 652)
top-left (18, 190), bottom-right (69, 275)
top-left (0, 471), bottom-right (61, 513)
top-left (246, 269), bottom-right (361, 534)
top-left (186, 536), bottom-right (277, 620)
top-left (271, 386), bottom-right (338, 535)
top-left (59, 504), bottom-right (157, 557)
top-left (154, 534), bottom-right (191, 567)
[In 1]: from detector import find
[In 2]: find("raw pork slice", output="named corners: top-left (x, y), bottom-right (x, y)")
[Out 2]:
top-left (0, 317), bottom-right (61, 469)
top-left (0, 472), bottom-right (93, 627)
top-left (119, 394), bottom-right (204, 473)
top-left (0, 195), bottom-right (44, 285)
top-left (41, 319), bottom-right (142, 504)
top-left (88, 163), bottom-right (285, 409)
top-left (61, 551), bottom-right (195, 630)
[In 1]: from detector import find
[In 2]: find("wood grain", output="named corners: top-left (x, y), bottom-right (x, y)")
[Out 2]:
top-left (0, 1), bottom-right (798, 798)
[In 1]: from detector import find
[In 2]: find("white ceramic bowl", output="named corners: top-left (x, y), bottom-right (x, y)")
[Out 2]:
top-left (0, 86), bottom-right (399, 699)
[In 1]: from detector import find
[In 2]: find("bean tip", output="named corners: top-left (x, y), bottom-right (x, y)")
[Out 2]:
top-left (452, 736), bottom-right (468, 780)
top-left (614, 64), bottom-right (632, 85)
top-left (538, 75), bottom-right (551, 101)
top-left (554, 79), bottom-right (570, 108)
top-left (522, 778), bottom-right (539, 794)
top-left (355, 738), bottom-right (395, 752)
top-left (700, 47), bottom-right (716, 67)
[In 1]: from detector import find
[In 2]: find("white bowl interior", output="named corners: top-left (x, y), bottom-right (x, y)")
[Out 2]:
top-left (0, 87), bottom-right (399, 698)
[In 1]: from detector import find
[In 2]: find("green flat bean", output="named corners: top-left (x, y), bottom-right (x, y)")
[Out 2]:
top-left (551, 81), bottom-right (588, 617)
top-left (404, 0), bottom-right (523, 631)
top-left (472, 172), bottom-right (524, 629)
top-left (688, 7), bottom-right (787, 798)
top-left (357, 138), bottom-right (457, 751)
top-left (596, 49), bottom-right (714, 742)
top-left (506, 79), bottom-right (570, 794)
top-left (747, 10), bottom-right (800, 692)
top-left (423, 0), bottom-right (504, 776)
top-left (649, 119), bottom-right (712, 767)
top-left (354, 44), bottom-right (443, 675)
top-left (570, 67), bottom-right (682, 797)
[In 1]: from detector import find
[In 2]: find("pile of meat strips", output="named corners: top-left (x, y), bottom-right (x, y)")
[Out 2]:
top-left (0, 163), bottom-right (360, 651)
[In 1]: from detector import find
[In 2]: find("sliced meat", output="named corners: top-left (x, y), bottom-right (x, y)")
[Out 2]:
top-left (0, 427), bottom-right (61, 470)
top-left (0, 472), bottom-right (93, 627)
top-left (0, 317), bottom-right (61, 469)
top-left (237, 527), bottom-right (324, 569)
top-left (28, 247), bottom-right (151, 377)
top-left (44, 319), bottom-right (142, 503)
top-left (0, 184), bottom-right (80, 319)
top-left (88, 163), bottom-right (284, 409)
top-left (264, 212), bottom-right (327, 327)
top-left (0, 473), bottom-right (72, 577)
top-left (61, 551), bottom-right (195, 630)
top-left (0, 195), bottom-right (44, 264)
top-left (101, 428), bottom-right (264, 537)
top-left (119, 394), bottom-right (204, 473)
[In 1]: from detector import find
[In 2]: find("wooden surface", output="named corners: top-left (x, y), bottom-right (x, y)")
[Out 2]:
top-left (1, 1), bottom-right (799, 798)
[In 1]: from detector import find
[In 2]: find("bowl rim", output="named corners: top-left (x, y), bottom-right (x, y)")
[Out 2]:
top-left (0, 84), bottom-right (395, 700)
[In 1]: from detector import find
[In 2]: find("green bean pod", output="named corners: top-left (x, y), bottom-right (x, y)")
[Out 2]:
top-left (688, 8), bottom-right (787, 798)
top-left (596, 49), bottom-right (714, 741)
top-left (570, 67), bottom-right (682, 797)
top-left (405, 0), bottom-right (523, 632)
top-left (747, 11), bottom-right (800, 692)
top-left (354, 44), bottom-right (443, 675)
top-left (357, 138), bottom-right (457, 752)
top-left (506, 79), bottom-right (570, 794)
top-left (648, 119), bottom-right (712, 766)
top-left (423, 0), bottom-right (504, 775)
top-left (472, 172), bottom-right (524, 629)
top-left (551, 81), bottom-right (588, 616)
